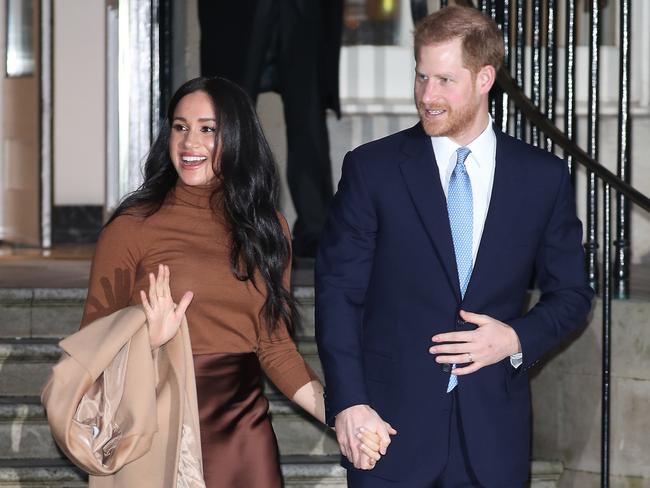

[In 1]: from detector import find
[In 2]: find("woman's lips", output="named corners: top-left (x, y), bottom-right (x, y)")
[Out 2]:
top-left (180, 155), bottom-right (207, 169)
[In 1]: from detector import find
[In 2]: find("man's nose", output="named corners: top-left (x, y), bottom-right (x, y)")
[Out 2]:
top-left (421, 81), bottom-right (439, 104)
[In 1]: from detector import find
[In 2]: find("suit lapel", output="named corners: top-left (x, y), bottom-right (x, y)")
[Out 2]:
top-left (399, 124), bottom-right (461, 301)
top-left (464, 131), bottom-right (518, 301)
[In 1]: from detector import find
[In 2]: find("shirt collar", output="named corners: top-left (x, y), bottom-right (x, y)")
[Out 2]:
top-left (430, 115), bottom-right (496, 169)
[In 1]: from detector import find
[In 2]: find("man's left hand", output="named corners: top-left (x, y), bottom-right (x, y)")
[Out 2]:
top-left (429, 310), bottom-right (521, 375)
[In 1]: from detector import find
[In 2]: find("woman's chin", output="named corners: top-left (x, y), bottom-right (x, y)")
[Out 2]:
top-left (178, 172), bottom-right (215, 187)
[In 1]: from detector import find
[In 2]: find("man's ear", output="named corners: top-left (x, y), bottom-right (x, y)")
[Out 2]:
top-left (476, 65), bottom-right (496, 95)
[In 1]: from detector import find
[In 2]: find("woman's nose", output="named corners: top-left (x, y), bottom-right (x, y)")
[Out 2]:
top-left (183, 130), bottom-right (199, 148)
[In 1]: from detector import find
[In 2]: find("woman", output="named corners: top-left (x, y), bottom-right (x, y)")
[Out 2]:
top-left (81, 77), bottom-right (381, 486)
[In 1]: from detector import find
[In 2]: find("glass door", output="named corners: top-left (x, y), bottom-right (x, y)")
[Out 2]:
top-left (0, 0), bottom-right (41, 246)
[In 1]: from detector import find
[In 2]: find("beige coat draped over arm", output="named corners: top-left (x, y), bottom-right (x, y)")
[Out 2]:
top-left (41, 306), bottom-right (204, 488)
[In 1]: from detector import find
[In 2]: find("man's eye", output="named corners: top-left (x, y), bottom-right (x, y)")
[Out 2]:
top-left (417, 73), bottom-right (428, 81)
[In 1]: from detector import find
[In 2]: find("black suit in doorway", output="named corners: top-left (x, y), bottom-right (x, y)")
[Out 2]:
top-left (198, 0), bottom-right (344, 258)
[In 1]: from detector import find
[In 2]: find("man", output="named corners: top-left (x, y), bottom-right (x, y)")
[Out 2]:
top-left (315, 6), bottom-right (593, 487)
top-left (198, 0), bottom-right (343, 259)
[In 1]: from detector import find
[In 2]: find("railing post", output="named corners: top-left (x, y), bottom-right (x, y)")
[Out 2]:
top-left (485, 0), bottom-right (506, 127)
top-left (615, 0), bottom-right (632, 300)
top-left (564, 0), bottom-right (577, 189)
top-left (498, 0), bottom-right (511, 134)
top-left (585, 0), bottom-right (600, 293)
top-left (544, 0), bottom-right (556, 153)
top-left (530, 0), bottom-right (542, 146)
top-left (514, 0), bottom-right (526, 141)
top-left (602, 182), bottom-right (612, 488)
top-left (483, 0), bottom-right (497, 120)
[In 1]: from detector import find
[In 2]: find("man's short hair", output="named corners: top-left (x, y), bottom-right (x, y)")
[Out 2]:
top-left (414, 5), bottom-right (505, 74)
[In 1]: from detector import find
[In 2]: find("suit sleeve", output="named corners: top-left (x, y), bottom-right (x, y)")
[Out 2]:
top-left (315, 150), bottom-right (377, 426)
top-left (510, 162), bottom-right (594, 371)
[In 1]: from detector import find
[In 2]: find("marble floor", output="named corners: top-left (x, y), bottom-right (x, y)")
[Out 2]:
top-left (0, 244), bottom-right (93, 288)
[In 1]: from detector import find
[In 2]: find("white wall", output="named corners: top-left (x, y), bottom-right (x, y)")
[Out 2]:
top-left (53, 0), bottom-right (105, 205)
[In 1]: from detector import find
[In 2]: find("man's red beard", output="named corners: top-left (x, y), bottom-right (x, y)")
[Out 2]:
top-left (417, 99), bottom-right (481, 140)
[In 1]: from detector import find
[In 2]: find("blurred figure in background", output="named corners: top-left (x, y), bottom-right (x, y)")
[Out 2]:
top-left (198, 1), bottom-right (344, 260)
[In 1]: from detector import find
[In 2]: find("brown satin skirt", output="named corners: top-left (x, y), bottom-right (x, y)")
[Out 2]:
top-left (193, 352), bottom-right (282, 488)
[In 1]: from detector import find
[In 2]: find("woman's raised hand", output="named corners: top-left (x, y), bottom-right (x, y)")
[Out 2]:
top-left (140, 264), bottom-right (193, 349)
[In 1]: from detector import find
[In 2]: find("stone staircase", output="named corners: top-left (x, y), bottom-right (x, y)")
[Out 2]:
top-left (0, 286), bottom-right (563, 487)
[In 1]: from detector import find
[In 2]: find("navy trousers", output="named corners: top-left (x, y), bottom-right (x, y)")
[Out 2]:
top-left (346, 391), bottom-right (526, 488)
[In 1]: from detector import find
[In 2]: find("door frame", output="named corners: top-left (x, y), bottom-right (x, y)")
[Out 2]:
top-left (105, 0), bottom-right (171, 215)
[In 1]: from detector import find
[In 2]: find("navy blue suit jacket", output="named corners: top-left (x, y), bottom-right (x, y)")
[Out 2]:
top-left (315, 123), bottom-right (593, 485)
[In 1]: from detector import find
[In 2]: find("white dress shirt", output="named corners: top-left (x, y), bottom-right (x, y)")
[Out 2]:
top-left (430, 116), bottom-right (523, 368)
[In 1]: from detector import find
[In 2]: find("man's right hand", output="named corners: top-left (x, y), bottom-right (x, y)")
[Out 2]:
top-left (334, 404), bottom-right (397, 469)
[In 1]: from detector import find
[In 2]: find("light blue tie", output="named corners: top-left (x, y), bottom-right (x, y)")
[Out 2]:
top-left (446, 147), bottom-right (473, 393)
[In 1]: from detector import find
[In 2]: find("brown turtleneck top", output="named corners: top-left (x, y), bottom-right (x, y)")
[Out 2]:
top-left (81, 182), bottom-right (318, 399)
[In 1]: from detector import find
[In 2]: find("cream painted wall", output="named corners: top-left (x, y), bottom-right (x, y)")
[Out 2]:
top-left (53, 0), bottom-right (105, 205)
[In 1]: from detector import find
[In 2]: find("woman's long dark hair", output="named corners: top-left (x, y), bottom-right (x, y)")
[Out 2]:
top-left (108, 76), bottom-right (299, 334)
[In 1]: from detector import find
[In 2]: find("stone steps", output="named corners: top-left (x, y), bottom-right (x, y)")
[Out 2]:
top-left (0, 337), bottom-right (322, 398)
top-left (0, 340), bottom-right (62, 398)
top-left (0, 459), bottom-right (86, 488)
top-left (0, 457), bottom-right (564, 487)
top-left (0, 396), bottom-right (339, 460)
top-left (0, 289), bottom-right (85, 340)
top-left (0, 399), bottom-right (63, 461)
top-left (0, 287), bottom-right (316, 340)
top-left (0, 456), bottom-right (346, 488)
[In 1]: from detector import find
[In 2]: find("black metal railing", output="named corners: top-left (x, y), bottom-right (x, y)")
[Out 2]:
top-left (411, 1), bottom-right (650, 486)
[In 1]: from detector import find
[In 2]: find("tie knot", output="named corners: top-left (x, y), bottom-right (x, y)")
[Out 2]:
top-left (456, 147), bottom-right (471, 167)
